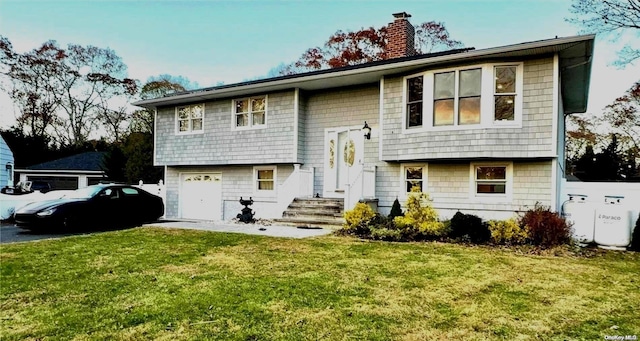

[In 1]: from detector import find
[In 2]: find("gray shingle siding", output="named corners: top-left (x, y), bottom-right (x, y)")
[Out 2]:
top-left (155, 91), bottom-right (296, 165)
top-left (381, 57), bottom-right (555, 160)
top-left (300, 85), bottom-right (380, 196)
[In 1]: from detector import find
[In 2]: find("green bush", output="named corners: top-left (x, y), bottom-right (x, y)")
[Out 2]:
top-left (488, 218), bottom-right (528, 245)
top-left (369, 225), bottom-right (403, 241)
top-left (393, 190), bottom-right (445, 239)
top-left (449, 212), bottom-right (491, 244)
top-left (341, 202), bottom-right (376, 237)
top-left (630, 213), bottom-right (640, 252)
top-left (388, 198), bottom-right (403, 219)
top-left (520, 204), bottom-right (571, 248)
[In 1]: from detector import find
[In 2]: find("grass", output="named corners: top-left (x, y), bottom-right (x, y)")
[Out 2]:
top-left (1, 227), bottom-right (639, 340)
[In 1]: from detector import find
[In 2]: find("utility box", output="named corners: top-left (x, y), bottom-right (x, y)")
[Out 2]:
top-left (562, 194), bottom-right (595, 246)
top-left (594, 196), bottom-right (632, 250)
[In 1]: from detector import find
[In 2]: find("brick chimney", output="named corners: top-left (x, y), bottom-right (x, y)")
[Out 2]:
top-left (386, 12), bottom-right (416, 58)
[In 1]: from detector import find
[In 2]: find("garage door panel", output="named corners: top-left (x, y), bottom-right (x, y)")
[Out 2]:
top-left (180, 173), bottom-right (222, 220)
top-left (27, 176), bottom-right (79, 190)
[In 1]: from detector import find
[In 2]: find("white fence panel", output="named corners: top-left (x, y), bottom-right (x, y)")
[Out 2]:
top-left (560, 180), bottom-right (640, 237)
top-left (561, 180), bottom-right (640, 208)
top-left (135, 180), bottom-right (166, 218)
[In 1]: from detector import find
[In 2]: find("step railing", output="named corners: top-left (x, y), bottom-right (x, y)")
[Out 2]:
top-left (278, 165), bottom-right (314, 214)
top-left (299, 167), bottom-right (314, 198)
top-left (344, 165), bottom-right (376, 211)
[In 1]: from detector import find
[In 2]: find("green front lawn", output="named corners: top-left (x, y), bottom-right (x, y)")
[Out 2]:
top-left (1, 227), bottom-right (638, 340)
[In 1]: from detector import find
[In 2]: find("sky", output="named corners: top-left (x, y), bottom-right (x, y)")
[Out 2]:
top-left (0, 0), bottom-right (639, 128)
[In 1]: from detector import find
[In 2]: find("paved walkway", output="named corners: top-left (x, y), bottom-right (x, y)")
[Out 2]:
top-left (143, 220), bottom-right (333, 239)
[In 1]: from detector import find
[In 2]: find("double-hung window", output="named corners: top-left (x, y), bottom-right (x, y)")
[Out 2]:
top-left (235, 96), bottom-right (266, 128)
top-left (176, 104), bottom-right (204, 133)
top-left (470, 163), bottom-right (512, 199)
top-left (400, 164), bottom-right (427, 195)
top-left (254, 166), bottom-right (276, 195)
top-left (494, 66), bottom-right (517, 121)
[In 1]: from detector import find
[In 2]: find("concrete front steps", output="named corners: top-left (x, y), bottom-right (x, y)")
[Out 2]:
top-left (274, 197), bottom-right (345, 229)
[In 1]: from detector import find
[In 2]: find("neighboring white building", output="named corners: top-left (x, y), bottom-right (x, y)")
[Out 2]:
top-left (0, 135), bottom-right (15, 188)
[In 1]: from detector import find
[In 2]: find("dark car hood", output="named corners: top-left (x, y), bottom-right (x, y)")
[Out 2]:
top-left (15, 198), bottom-right (87, 214)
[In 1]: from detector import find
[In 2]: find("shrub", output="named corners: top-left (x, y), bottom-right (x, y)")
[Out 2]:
top-left (449, 212), bottom-right (491, 244)
top-left (488, 218), bottom-right (528, 245)
top-left (369, 225), bottom-right (403, 241)
top-left (520, 204), bottom-right (571, 248)
top-left (341, 202), bottom-right (376, 237)
top-left (388, 198), bottom-right (403, 219)
top-left (630, 213), bottom-right (640, 252)
top-left (393, 190), bottom-right (445, 238)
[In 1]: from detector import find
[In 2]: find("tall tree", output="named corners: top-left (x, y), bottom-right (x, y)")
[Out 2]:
top-left (144, 74), bottom-right (199, 94)
top-left (130, 78), bottom-right (188, 134)
top-left (566, 114), bottom-right (600, 163)
top-left (0, 37), bottom-right (60, 141)
top-left (602, 81), bottom-right (640, 154)
top-left (568, 0), bottom-right (640, 66)
top-left (0, 127), bottom-right (52, 168)
top-left (0, 37), bottom-right (137, 147)
top-left (122, 132), bottom-right (162, 183)
top-left (275, 20), bottom-right (463, 75)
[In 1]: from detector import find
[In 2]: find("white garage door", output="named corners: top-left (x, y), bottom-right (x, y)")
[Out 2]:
top-left (180, 173), bottom-right (222, 220)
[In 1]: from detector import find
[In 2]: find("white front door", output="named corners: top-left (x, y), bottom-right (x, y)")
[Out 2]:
top-left (180, 173), bottom-right (222, 220)
top-left (324, 127), bottom-right (364, 197)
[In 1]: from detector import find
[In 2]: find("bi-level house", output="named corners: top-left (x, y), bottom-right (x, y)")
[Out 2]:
top-left (134, 13), bottom-right (594, 224)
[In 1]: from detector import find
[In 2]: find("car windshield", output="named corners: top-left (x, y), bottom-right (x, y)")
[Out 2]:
top-left (63, 186), bottom-right (104, 199)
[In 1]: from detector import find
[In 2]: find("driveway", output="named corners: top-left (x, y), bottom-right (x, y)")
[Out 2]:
top-left (1, 220), bottom-right (333, 244)
top-left (144, 220), bottom-right (333, 239)
top-left (0, 221), bottom-right (81, 244)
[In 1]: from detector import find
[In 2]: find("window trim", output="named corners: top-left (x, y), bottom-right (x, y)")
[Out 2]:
top-left (253, 165), bottom-right (277, 197)
top-left (406, 75), bottom-right (424, 128)
top-left (493, 65), bottom-right (522, 126)
top-left (401, 62), bottom-right (523, 134)
top-left (399, 163), bottom-right (428, 198)
top-left (469, 162), bottom-right (513, 202)
top-left (175, 103), bottom-right (205, 135)
top-left (232, 95), bottom-right (268, 130)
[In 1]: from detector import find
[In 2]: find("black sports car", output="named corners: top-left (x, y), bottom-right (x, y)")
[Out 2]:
top-left (14, 184), bottom-right (164, 231)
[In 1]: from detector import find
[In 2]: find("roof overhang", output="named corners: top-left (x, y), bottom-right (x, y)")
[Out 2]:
top-left (15, 169), bottom-right (105, 175)
top-left (134, 34), bottom-right (594, 114)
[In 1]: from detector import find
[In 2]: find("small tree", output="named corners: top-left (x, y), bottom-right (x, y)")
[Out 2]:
top-left (388, 198), bottom-right (403, 218)
top-left (393, 188), bottom-right (445, 238)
